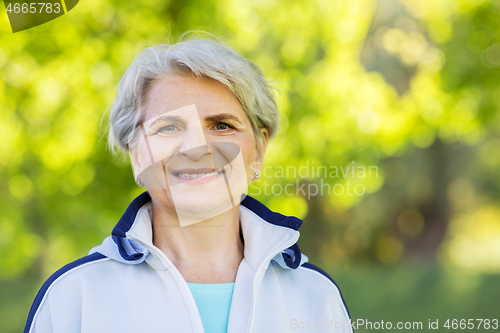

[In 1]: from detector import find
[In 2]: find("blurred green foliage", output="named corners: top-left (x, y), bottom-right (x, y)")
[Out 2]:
top-left (335, 263), bottom-right (500, 332)
top-left (1, 0), bottom-right (500, 331)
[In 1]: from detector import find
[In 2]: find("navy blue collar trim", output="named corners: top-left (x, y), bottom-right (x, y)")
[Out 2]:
top-left (110, 192), bottom-right (304, 265)
top-left (112, 191), bottom-right (303, 238)
top-left (111, 191), bottom-right (152, 238)
top-left (240, 195), bottom-right (303, 231)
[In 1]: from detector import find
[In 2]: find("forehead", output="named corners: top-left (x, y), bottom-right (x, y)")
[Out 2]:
top-left (143, 74), bottom-right (246, 123)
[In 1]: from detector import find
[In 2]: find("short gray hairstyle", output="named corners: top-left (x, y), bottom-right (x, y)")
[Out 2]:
top-left (107, 32), bottom-right (280, 156)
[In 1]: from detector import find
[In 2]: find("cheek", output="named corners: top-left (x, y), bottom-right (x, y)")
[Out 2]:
top-left (135, 147), bottom-right (153, 176)
top-left (238, 139), bottom-right (258, 174)
top-left (144, 137), bottom-right (180, 164)
top-left (210, 132), bottom-right (257, 169)
top-left (137, 146), bottom-right (150, 166)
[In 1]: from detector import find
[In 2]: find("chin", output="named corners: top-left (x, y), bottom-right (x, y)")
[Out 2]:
top-left (171, 190), bottom-right (235, 226)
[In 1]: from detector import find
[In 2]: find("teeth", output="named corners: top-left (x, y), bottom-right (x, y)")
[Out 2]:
top-left (176, 170), bottom-right (222, 178)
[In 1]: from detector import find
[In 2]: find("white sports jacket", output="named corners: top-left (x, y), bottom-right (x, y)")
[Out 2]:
top-left (24, 192), bottom-right (353, 333)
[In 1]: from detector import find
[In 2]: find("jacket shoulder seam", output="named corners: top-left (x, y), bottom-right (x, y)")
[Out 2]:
top-left (299, 263), bottom-right (353, 327)
top-left (24, 253), bottom-right (109, 333)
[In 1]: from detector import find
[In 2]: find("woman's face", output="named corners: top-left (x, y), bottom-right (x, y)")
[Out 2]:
top-left (129, 74), bottom-right (268, 226)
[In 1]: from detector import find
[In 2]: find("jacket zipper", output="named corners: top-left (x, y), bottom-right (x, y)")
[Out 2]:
top-left (129, 231), bottom-right (300, 333)
top-left (128, 236), bottom-right (206, 333)
top-left (245, 232), bottom-right (300, 333)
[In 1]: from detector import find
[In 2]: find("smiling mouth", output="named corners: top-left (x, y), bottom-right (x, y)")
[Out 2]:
top-left (173, 169), bottom-right (224, 179)
top-left (168, 167), bottom-right (229, 184)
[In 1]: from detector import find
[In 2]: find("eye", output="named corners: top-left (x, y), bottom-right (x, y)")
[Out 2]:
top-left (214, 122), bottom-right (234, 131)
top-left (154, 124), bottom-right (180, 135)
top-left (157, 124), bottom-right (179, 134)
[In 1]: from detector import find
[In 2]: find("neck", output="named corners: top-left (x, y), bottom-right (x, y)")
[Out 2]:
top-left (151, 200), bottom-right (244, 283)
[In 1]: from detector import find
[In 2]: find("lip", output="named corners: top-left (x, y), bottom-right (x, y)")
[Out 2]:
top-left (169, 167), bottom-right (228, 184)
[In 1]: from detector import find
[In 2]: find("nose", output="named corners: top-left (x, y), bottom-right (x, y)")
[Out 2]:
top-left (179, 123), bottom-right (209, 160)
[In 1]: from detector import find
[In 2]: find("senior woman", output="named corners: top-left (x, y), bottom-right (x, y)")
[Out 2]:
top-left (24, 34), bottom-right (352, 333)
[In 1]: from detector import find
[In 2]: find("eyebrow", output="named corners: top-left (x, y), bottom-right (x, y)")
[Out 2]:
top-left (205, 113), bottom-right (243, 124)
top-left (148, 112), bottom-right (243, 128)
top-left (149, 115), bottom-right (184, 128)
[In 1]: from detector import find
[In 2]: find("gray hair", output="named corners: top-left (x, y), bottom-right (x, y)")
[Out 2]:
top-left (107, 32), bottom-right (280, 156)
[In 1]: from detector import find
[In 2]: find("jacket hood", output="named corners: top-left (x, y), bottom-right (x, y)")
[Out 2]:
top-left (89, 191), bottom-right (308, 271)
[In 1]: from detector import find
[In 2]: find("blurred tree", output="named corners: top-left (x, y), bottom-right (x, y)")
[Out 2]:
top-left (0, 0), bottom-right (499, 286)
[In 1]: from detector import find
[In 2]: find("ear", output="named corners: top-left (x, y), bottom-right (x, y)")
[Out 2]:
top-left (128, 145), bottom-right (142, 180)
top-left (254, 127), bottom-right (269, 167)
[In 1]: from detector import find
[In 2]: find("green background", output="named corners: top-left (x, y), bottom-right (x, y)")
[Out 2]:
top-left (1, 0), bottom-right (499, 331)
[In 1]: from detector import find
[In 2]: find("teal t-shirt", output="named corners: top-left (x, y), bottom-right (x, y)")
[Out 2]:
top-left (187, 282), bottom-right (235, 333)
